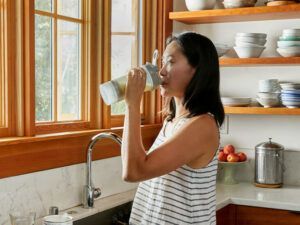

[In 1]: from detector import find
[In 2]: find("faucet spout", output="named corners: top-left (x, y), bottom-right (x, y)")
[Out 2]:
top-left (82, 132), bottom-right (122, 208)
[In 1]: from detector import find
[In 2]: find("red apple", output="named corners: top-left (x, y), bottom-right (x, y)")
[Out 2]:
top-left (227, 153), bottom-right (239, 162)
top-left (218, 151), bottom-right (228, 162)
top-left (237, 152), bottom-right (247, 162)
top-left (223, 144), bottom-right (235, 155)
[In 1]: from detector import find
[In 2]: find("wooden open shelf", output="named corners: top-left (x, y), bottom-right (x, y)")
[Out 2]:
top-left (224, 106), bottom-right (300, 115)
top-left (169, 4), bottom-right (300, 24)
top-left (220, 57), bottom-right (300, 66)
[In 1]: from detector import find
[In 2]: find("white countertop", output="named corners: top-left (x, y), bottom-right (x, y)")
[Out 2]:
top-left (36, 182), bottom-right (300, 224)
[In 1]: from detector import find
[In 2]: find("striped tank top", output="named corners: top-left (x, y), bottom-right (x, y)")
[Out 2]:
top-left (129, 116), bottom-right (219, 225)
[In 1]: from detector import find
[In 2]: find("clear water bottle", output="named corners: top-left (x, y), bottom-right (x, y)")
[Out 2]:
top-left (99, 50), bottom-right (161, 105)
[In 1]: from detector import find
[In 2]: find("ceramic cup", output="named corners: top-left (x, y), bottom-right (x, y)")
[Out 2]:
top-left (9, 212), bottom-right (36, 225)
top-left (43, 215), bottom-right (73, 225)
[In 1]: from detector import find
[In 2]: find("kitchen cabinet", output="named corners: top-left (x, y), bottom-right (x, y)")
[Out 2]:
top-left (217, 204), bottom-right (300, 225)
top-left (169, 4), bottom-right (300, 115)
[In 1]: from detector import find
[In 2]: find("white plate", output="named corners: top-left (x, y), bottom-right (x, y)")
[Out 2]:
top-left (222, 97), bottom-right (251, 106)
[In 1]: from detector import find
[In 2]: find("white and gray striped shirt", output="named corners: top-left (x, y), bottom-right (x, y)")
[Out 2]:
top-left (130, 116), bottom-right (219, 225)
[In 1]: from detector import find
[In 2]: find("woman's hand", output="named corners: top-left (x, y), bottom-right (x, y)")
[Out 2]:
top-left (125, 67), bottom-right (146, 107)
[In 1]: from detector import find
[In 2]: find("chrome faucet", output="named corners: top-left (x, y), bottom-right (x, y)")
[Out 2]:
top-left (82, 132), bottom-right (122, 208)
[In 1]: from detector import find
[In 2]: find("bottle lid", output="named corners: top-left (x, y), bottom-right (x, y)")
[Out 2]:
top-left (99, 81), bottom-right (119, 105)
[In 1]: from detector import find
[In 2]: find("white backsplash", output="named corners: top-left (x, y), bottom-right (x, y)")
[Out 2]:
top-left (0, 157), bottom-right (137, 225)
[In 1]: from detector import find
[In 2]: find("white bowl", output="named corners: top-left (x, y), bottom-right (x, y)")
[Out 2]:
top-left (235, 40), bottom-right (263, 47)
top-left (185, 0), bottom-right (216, 10)
top-left (282, 29), bottom-right (300, 37)
top-left (277, 47), bottom-right (300, 57)
top-left (277, 40), bottom-right (300, 48)
top-left (256, 97), bottom-right (280, 108)
top-left (235, 36), bottom-right (267, 45)
top-left (236, 33), bottom-right (267, 39)
top-left (257, 92), bottom-right (280, 99)
top-left (223, 1), bottom-right (255, 8)
top-left (234, 46), bottom-right (265, 58)
top-left (215, 44), bottom-right (231, 57)
top-left (280, 83), bottom-right (300, 90)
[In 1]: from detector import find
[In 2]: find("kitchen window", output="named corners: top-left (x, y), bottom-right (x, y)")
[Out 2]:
top-left (34, 0), bottom-right (91, 134)
top-left (0, 0), bottom-right (166, 179)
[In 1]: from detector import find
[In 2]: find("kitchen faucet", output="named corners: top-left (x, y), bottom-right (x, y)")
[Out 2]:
top-left (82, 132), bottom-right (122, 208)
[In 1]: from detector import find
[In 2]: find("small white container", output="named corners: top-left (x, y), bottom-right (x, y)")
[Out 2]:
top-left (185, 0), bottom-right (216, 10)
top-left (234, 46), bottom-right (265, 58)
top-left (256, 97), bottom-right (280, 108)
top-left (236, 33), bottom-right (267, 39)
top-left (43, 215), bottom-right (73, 225)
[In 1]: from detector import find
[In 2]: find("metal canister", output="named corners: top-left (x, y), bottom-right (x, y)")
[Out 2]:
top-left (255, 138), bottom-right (284, 188)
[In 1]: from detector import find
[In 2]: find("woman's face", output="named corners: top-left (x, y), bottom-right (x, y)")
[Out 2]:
top-left (159, 41), bottom-right (196, 98)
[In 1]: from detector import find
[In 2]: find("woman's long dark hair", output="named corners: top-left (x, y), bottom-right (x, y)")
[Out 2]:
top-left (163, 32), bottom-right (224, 126)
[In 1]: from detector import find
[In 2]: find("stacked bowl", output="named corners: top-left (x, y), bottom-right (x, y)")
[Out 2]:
top-left (223, 0), bottom-right (257, 8)
top-left (280, 83), bottom-right (300, 108)
top-left (185, 0), bottom-right (216, 10)
top-left (277, 29), bottom-right (300, 57)
top-left (215, 44), bottom-right (231, 57)
top-left (256, 79), bottom-right (280, 108)
top-left (234, 33), bottom-right (267, 58)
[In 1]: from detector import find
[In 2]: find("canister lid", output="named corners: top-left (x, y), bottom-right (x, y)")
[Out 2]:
top-left (255, 138), bottom-right (284, 151)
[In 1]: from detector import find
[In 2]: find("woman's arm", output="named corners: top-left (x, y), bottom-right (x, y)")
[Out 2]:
top-left (121, 68), bottom-right (148, 181)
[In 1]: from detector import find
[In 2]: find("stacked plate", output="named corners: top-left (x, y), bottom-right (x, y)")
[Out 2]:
top-left (234, 33), bottom-right (267, 58)
top-left (281, 89), bottom-right (300, 108)
top-left (277, 29), bottom-right (300, 57)
top-left (280, 82), bottom-right (300, 90)
top-left (223, 0), bottom-right (257, 8)
top-left (221, 97), bottom-right (251, 107)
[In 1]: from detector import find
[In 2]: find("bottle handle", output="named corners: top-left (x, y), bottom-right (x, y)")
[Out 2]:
top-left (152, 49), bottom-right (159, 66)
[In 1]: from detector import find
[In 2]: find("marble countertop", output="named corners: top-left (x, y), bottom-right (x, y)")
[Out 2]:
top-left (36, 182), bottom-right (300, 224)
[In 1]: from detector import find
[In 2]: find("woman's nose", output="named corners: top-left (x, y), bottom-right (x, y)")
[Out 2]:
top-left (159, 65), bottom-right (167, 77)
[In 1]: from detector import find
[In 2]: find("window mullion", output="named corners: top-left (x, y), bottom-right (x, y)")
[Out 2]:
top-left (53, 0), bottom-right (58, 122)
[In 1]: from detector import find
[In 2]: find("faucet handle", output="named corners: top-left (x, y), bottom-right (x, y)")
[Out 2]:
top-left (93, 187), bottom-right (101, 199)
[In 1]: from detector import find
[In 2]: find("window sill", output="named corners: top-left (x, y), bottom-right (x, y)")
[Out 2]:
top-left (0, 124), bottom-right (161, 179)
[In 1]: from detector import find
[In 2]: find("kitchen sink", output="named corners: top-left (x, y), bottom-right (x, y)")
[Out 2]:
top-left (73, 201), bottom-right (132, 225)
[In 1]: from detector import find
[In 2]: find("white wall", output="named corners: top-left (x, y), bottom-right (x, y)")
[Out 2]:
top-left (0, 157), bottom-right (137, 225)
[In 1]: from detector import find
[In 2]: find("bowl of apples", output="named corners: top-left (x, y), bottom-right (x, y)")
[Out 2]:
top-left (218, 144), bottom-right (248, 184)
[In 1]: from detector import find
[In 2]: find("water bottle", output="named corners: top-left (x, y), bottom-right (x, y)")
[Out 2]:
top-left (99, 50), bottom-right (161, 105)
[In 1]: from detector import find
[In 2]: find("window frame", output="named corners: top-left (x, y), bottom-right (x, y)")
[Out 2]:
top-left (0, 0), bottom-right (15, 137)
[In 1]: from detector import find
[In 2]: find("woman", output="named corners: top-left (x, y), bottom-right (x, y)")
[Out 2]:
top-left (121, 32), bottom-right (224, 225)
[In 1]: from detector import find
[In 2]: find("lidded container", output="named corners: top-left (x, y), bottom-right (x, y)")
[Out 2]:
top-left (255, 138), bottom-right (284, 188)
top-left (99, 50), bottom-right (161, 105)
